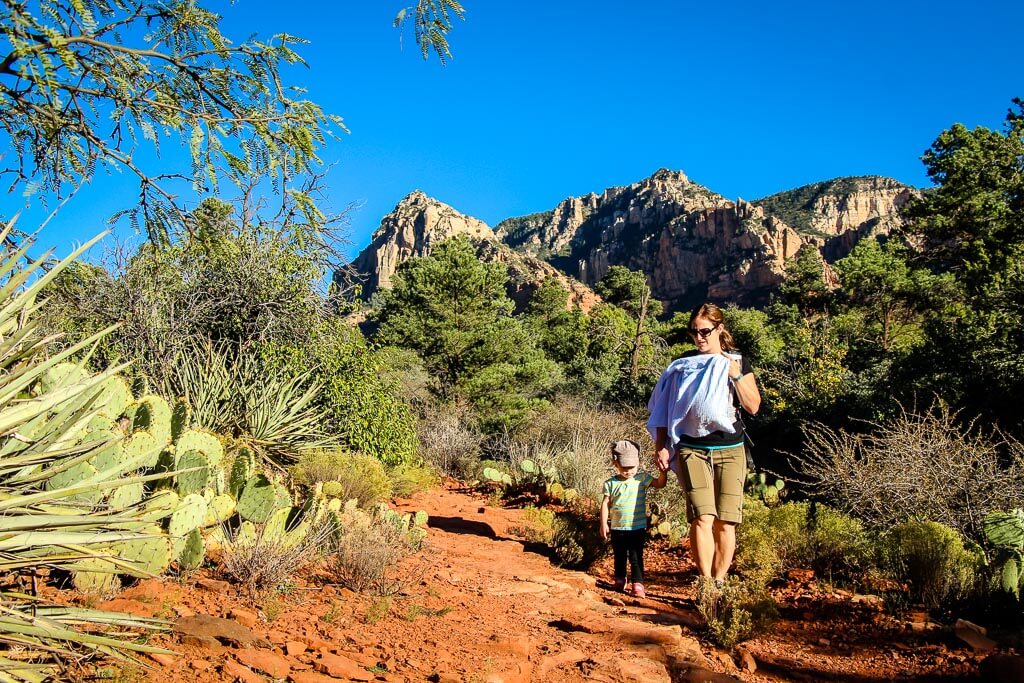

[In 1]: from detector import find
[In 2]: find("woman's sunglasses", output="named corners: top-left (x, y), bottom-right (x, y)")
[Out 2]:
top-left (689, 326), bottom-right (718, 339)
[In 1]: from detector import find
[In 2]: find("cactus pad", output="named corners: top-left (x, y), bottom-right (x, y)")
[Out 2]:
top-left (142, 490), bottom-right (179, 522)
top-left (203, 525), bottom-right (227, 553)
top-left (321, 480), bottom-right (343, 497)
top-left (88, 439), bottom-right (125, 475)
top-left (95, 375), bottom-right (132, 419)
top-left (179, 528), bottom-right (205, 570)
top-left (175, 449), bottom-right (210, 496)
top-left (114, 528), bottom-right (173, 576)
top-left (203, 494), bottom-right (237, 527)
top-left (175, 429), bottom-right (224, 468)
top-left (414, 510), bottom-right (429, 527)
top-left (237, 475), bottom-right (291, 524)
top-left (37, 362), bottom-right (89, 395)
top-left (171, 398), bottom-right (191, 441)
top-left (123, 430), bottom-right (162, 469)
top-left (109, 482), bottom-right (145, 509)
top-left (169, 493), bottom-right (208, 537)
top-left (127, 395), bottom-right (173, 446)
top-left (262, 507), bottom-right (294, 542)
top-left (235, 520), bottom-right (258, 547)
top-left (46, 460), bottom-right (102, 504)
top-left (227, 447), bottom-right (256, 498)
top-left (70, 556), bottom-right (121, 595)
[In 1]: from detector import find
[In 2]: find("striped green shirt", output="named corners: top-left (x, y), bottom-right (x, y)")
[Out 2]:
top-left (603, 471), bottom-right (655, 530)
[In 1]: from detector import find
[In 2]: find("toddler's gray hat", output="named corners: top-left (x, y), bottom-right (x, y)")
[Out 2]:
top-left (611, 440), bottom-right (640, 467)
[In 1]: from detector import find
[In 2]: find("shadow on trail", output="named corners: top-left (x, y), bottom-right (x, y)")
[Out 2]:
top-left (426, 515), bottom-right (559, 561)
top-left (427, 515), bottom-right (498, 538)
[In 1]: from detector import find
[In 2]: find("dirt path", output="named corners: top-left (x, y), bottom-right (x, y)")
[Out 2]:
top-left (95, 482), bottom-right (995, 683)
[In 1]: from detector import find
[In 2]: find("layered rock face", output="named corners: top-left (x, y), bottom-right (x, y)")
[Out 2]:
top-left (350, 190), bottom-right (597, 311)
top-left (495, 170), bottom-right (913, 308)
top-left (349, 171), bottom-right (915, 312)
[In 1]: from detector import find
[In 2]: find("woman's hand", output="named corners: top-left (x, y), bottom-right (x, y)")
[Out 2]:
top-left (725, 355), bottom-right (742, 380)
top-left (656, 447), bottom-right (672, 472)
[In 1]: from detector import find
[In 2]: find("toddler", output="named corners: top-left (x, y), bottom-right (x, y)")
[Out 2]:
top-left (600, 439), bottom-right (667, 597)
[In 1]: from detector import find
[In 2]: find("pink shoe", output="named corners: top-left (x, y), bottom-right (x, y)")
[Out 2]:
top-left (612, 578), bottom-right (627, 592)
top-left (632, 583), bottom-right (646, 598)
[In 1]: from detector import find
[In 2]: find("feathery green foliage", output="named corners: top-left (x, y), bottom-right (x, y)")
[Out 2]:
top-left (393, 0), bottom-right (466, 64)
top-left (0, 0), bottom-right (345, 246)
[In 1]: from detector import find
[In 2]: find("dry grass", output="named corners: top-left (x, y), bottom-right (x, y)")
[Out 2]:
top-left (416, 400), bottom-right (483, 479)
top-left (218, 521), bottom-right (331, 598)
top-left (329, 506), bottom-right (424, 594)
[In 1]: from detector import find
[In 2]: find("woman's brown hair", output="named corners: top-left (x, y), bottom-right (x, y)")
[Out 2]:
top-left (689, 303), bottom-right (737, 352)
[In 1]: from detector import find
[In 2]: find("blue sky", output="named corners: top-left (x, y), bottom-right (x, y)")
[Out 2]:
top-left (6, 0), bottom-right (1023, 260)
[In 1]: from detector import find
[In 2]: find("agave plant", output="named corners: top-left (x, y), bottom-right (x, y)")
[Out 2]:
top-left (0, 224), bottom-right (171, 681)
top-left (165, 339), bottom-right (337, 467)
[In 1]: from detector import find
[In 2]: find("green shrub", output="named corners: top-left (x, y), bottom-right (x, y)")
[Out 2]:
top-left (698, 577), bottom-right (779, 648)
top-left (736, 498), bottom-right (784, 587)
top-left (265, 322), bottom-right (419, 467)
top-left (767, 502), bottom-right (814, 569)
top-left (388, 462), bottom-right (440, 498)
top-left (509, 506), bottom-right (557, 544)
top-left (291, 450), bottom-right (392, 508)
top-left (810, 505), bottom-right (876, 583)
top-left (881, 521), bottom-right (984, 609)
top-left (551, 499), bottom-right (607, 569)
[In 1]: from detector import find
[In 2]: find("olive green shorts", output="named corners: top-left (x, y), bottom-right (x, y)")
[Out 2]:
top-left (673, 444), bottom-right (747, 524)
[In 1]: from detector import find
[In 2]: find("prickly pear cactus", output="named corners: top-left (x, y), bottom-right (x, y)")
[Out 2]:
top-left (45, 460), bottom-right (102, 504)
top-left (237, 475), bottom-right (291, 524)
top-left (235, 520), bottom-right (258, 547)
top-left (985, 509), bottom-right (1024, 550)
top-left (414, 510), bottom-right (428, 527)
top-left (95, 375), bottom-right (132, 419)
top-left (203, 525), bottom-right (228, 553)
top-left (87, 434), bottom-right (124, 472)
top-left (176, 429), bottom-right (224, 468)
top-left (70, 556), bottom-right (121, 596)
top-left (169, 493), bottom-right (208, 538)
top-left (175, 449), bottom-right (210, 496)
top-left (109, 481), bottom-right (145, 509)
top-left (127, 395), bottom-right (173, 446)
top-left (179, 528), bottom-right (205, 570)
top-left (228, 447), bottom-right (256, 498)
top-left (322, 480), bottom-right (343, 498)
top-left (520, 459), bottom-right (538, 475)
top-left (37, 362), bottom-right (89, 395)
top-left (203, 494), bottom-right (237, 526)
top-left (123, 430), bottom-right (162, 469)
top-left (113, 529), bottom-right (173, 576)
top-left (482, 467), bottom-right (512, 486)
top-left (143, 490), bottom-right (179, 522)
top-left (171, 398), bottom-right (191, 442)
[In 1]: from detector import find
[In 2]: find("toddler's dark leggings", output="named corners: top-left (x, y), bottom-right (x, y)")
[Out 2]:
top-left (610, 528), bottom-right (647, 583)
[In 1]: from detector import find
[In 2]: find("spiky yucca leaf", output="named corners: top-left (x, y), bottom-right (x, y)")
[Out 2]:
top-left (166, 340), bottom-right (337, 466)
top-left (0, 228), bottom-right (172, 680)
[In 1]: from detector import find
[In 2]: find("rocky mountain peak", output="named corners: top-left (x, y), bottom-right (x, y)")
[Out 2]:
top-left (347, 171), bottom-right (917, 314)
top-left (351, 191), bottom-right (492, 298)
top-left (349, 191), bottom-right (598, 311)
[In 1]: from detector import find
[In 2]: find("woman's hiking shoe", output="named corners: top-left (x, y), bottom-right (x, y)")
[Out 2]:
top-left (631, 583), bottom-right (646, 597)
top-left (613, 578), bottom-right (627, 592)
